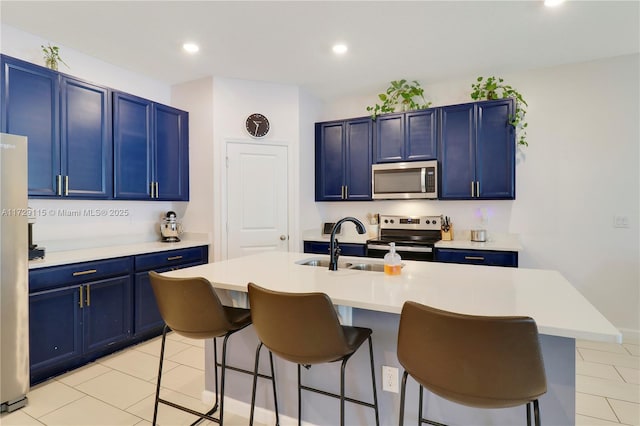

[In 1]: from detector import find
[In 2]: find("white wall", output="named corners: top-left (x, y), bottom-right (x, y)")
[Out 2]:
top-left (314, 54), bottom-right (640, 339)
top-left (210, 78), bottom-right (302, 260)
top-left (171, 77), bottom-right (215, 260)
top-left (1, 25), bottom-right (180, 250)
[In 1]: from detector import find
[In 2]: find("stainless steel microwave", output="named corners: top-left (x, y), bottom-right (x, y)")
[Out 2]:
top-left (372, 160), bottom-right (438, 199)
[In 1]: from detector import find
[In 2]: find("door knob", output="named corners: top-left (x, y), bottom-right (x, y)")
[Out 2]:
top-left (279, 235), bottom-right (287, 241)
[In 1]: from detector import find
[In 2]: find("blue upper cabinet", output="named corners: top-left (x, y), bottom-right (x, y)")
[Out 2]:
top-left (1, 56), bottom-right (60, 196)
top-left (315, 117), bottom-right (372, 201)
top-left (374, 108), bottom-right (437, 163)
top-left (113, 92), bottom-right (153, 200)
top-left (61, 76), bottom-right (112, 198)
top-left (439, 99), bottom-right (515, 200)
top-left (1, 55), bottom-right (111, 198)
top-left (113, 92), bottom-right (189, 201)
top-left (154, 103), bottom-right (189, 201)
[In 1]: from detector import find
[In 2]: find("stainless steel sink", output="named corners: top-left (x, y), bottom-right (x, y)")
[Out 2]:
top-left (298, 259), bottom-right (333, 268)
top-left (346, 263), bottom-right (386, 272)
top-left (297, 257), bottom-right (393, 272)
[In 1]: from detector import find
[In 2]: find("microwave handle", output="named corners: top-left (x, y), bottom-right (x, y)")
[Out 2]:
top-left (421, 168), bottom-right (426, 193)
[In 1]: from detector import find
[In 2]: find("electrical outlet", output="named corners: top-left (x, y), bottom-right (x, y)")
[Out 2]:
top-left (613, 215), bottom-right (629, 228)
top-left (382, 366), bottom-right (399, 393)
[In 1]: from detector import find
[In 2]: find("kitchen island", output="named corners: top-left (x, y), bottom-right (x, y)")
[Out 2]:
top-left (163, 251), bottom-right (620, 425)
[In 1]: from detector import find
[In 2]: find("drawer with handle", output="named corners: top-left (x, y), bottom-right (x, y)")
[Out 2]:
top-left (29, 257), bottom-right (133, 293)
top-left (134, 246), bottom-right (207, 271)
top-left (434, 248), bottom-right (518, 268)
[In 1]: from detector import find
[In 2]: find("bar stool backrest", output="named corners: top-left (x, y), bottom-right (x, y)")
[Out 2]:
top-left (397, 301), bottom-right (547, 408)
top-left (149, 271), bottom-right (233, 339)
top-left (248, 282), bottom-right (349, 364)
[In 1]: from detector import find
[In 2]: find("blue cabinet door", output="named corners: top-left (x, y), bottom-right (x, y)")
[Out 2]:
top-left (113, 92), bottom-right (153, 199)
top-left (61, 77), bottom-right (112, 198)
top-left (154, 104), bottom-right (189, 201)
top-left (345, 118), bottom-right (372, 200)
top-left (315, 118), bottom-right (372, 201)
top-left (476, 99), bottom-right (515, 199)
top-left (1, 56), bottom-right (60, 196)
top-left (374, 109), bottom-right (436, 163)
top-left (29, 285), bottom-right (82, 379)
top-left (374, 113), bottom-right (404, 163)
top-left (83, 276), bottom-right (132, 354)
top-left (439, 103), bottom-right (475, 199)
top-left (439, 99), bottom-right (515, 200)
top-left (134, 271), bottom-right (164, 336)
top-left (315, 121), bottom-right (345, 201)
top-left (405, 109), bottom-right (437, 161)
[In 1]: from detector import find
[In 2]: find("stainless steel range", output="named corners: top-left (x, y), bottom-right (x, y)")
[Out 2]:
top-left (367, 215), bottom-right (442, 261)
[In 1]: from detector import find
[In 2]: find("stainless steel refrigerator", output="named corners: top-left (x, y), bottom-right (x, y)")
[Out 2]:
top-left (0, 133), bottom-right (29, 413)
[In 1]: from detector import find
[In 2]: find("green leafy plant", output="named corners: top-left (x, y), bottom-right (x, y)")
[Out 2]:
top-left (471, 76), bottom-right (528, 147)
top-left (367, 79), bottom-right (432, 119)
top-left (41, 43), bottom-right (68, 71)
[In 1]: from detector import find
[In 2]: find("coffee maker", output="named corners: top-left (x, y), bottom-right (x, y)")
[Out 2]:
top-left (160, 211), bottom-right (183, 242)
top-left (28, 209), bottom-right (45, 260)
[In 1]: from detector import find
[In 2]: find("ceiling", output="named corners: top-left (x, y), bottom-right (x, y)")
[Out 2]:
top-left (1, 1), bottom-right (638, 102)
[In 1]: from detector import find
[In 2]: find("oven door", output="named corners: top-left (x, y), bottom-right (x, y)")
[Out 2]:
top-left (366, 243), bottom-right (434, 261)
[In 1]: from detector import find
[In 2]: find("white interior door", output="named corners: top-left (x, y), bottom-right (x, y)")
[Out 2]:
top-left (226, 142), bottom-right (288, 259)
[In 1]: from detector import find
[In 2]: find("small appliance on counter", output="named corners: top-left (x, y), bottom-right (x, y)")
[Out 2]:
top-left (160, 211), bottom-right (183, 242)
top-left (471, 229), bottom-right (487, 242)
top-left (28, 209), bottom-right (45, 260)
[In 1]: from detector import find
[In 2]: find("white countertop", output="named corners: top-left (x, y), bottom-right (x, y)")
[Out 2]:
top-left (163, 251), bottom-right (620, 343)
top-left (303, 228), bottom-right (523, 252)
top-left (28, 236), bottom-right (210, 269)
top-left (434, 232), bottom-right (523, 252)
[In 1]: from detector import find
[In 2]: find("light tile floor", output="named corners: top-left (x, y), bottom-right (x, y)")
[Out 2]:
top-left (1, 336), bottom-right (638, 425)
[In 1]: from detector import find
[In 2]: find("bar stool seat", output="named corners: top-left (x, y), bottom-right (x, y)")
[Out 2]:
top-left (247, 282), bottom-right (380, 426)
top-left (397, 301), bottom-right (547, 426)
top-left (148, 271), bottom-right (253, 425)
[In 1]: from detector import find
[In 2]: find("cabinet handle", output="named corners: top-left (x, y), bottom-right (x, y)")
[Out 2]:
top-left (476, 181), bottom-right (479, 198)
top-left (79, 286), bottom-right (84, 308)
top-left (155, 182), bottom-right (159, 199)
top-left (85, 285), bottom-right (91, 307)
top-left (344, 185), bottom-right (348, 199)
top-left (464, 256), bottom-right (485, 261)
top-left (471, 181), bottom-right (475, 197)
top-left (150, 182), bottom-right (155, 198)
top-left (56, 175), bottom-right (63, 196)
top-left (167, 255), bottom-right (183, 261)
top-left (64, 175), bottom-right (69, 196)
top-left (73, 269), bottom-right (97, 276)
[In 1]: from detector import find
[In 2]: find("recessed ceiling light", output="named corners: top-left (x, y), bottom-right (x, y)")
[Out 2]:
top-left (183, 43), bottom-right (200, 54)
top-left (332, 44), bottom-right (348, 55)
top-left (544, 0), bottom-right (565, 7)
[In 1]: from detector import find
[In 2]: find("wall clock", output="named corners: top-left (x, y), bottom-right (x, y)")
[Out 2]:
top-left (245, 113), bottom-right (270, 138)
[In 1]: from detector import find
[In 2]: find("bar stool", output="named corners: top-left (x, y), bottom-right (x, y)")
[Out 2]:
top-left (397, 301), bottom-right (547, 426)
top-left (149, 271), bottom-right (256, 425)
top-left (247, 282), bottom-right (380, 426)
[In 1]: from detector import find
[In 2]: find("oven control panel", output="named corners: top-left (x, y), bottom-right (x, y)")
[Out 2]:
top-left (378, 215), bottom-right (442, 230)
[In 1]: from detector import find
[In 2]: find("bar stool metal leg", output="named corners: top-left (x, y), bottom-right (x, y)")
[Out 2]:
top-left (367, 336), bottom-right (380, 426)
top-left (250, 343), bottom-right (280, 426)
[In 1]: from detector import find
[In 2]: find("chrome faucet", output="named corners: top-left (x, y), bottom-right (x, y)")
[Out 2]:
top-left (329, 216), bottom-right (366, 271)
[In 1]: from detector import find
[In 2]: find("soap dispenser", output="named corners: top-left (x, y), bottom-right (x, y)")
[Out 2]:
top-left (384, 242), bottom-right (402, 275)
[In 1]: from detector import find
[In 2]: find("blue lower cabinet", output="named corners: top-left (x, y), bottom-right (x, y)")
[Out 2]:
top-left (28, 247), bottom-right (208, 385)
top-left (303, 241), bottom-right (367, 257)
top-left (29, 273), bottom-right (132, 385)
top-left (133, 247), bottom-right (208, 338)
top-left (83, 276), bottom-right (132, 354)
top-left (29, 285), bottom-right (83, 381)
top-left (435, 248), bottom-right (518, 268)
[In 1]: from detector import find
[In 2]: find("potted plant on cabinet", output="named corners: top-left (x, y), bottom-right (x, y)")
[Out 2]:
top-left (41, 43), bottom-right (68, 71)
top-left (470, 76), bottom-right (528, 147)
top-left (366, 79), bottom-right (432, 119)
